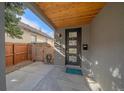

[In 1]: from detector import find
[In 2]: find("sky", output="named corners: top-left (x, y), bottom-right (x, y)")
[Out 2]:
top-left (21, 8), bottom-right (54, 38)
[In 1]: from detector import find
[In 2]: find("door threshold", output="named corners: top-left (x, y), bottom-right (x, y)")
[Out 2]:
top-left (65, 65), bottom-right (81, 69)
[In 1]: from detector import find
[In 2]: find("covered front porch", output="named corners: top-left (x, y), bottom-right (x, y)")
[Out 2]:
top-left (0, 2), bottom-right (124, 91)
top-left (6, 62), bottom-right (89, 91)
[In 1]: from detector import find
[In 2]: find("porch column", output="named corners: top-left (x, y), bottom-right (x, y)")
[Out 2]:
top-left (0, 3), bottom-right (6, 91)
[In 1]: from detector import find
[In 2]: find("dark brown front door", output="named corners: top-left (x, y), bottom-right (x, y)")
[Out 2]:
top-left (65, 28), bottom-right (81, 66)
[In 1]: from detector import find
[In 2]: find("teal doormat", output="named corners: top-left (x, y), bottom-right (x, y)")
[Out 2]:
top-left (66, 67), bottom-right (83, 75)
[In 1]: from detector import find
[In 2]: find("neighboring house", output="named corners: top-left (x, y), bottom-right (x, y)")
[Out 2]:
top-left (5, 22), bottom-right (54, 46)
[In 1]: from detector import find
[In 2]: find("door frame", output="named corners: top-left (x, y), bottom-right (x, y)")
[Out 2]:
top-left (65, 27), bottom-right (82, 66)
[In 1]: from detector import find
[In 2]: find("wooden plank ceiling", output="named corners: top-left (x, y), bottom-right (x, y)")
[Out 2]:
top-left (35, 2), bottom-right (106, 29)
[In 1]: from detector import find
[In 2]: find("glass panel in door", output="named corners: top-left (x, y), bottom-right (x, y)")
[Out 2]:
top-left (69, 56), bottom-right (77, 62)
top-left (69, 40), bottom-right (77, 46)
top-left (69, 32), bottom-right (77, 38)
top-left (69, 48), bottom-right (77, 54)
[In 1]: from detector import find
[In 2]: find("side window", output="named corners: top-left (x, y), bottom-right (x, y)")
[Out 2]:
top-left (31, 35), bottom-right (37, 43)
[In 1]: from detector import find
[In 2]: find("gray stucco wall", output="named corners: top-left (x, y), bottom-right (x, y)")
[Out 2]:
top-left (54, 29), bottom-right (65, 66)
top-left (0, 3), bottom-right (6, 91)
top-left (81, 25), bottom-right (90, 59)
top-left (54, 2), bottom-right (124, 91)
top-left (88, 3), bottom-right (124, 90)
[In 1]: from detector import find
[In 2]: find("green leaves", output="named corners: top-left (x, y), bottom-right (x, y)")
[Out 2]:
top-left (5, 2), bottom-right (25, 39)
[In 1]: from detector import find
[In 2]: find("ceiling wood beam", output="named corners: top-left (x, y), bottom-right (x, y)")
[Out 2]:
top-left (56, 19), bottom-right (92, 26)
top-left (53, 18), bottom-right (93, 26)
top-left (44, 6), bottom-right (104, 16)
top-left (57, 21), bottom-right (90, 29)
top-left (51, 14), bottom-right (96, 22)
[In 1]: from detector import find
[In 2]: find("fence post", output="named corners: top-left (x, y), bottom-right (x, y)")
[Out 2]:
top-left (13, 43), bottom-right (15, 65)
top-left (0, 3), bottom-right (6, 91)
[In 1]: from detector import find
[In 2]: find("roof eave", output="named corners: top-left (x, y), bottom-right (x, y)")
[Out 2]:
top-left (23, 2), bottom-right (56, 31)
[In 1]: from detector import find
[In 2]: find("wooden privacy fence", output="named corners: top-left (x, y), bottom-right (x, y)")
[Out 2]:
top-left (5, 42), bottom-right (32, 67)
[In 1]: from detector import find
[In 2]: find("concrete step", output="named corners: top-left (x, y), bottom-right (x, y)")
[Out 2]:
top-left (65, 65), bottom-right (81, 70)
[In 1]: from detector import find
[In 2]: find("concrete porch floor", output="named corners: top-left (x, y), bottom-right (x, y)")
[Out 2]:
top-left (6, 62), bottom-right (90, 91)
